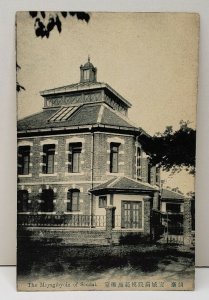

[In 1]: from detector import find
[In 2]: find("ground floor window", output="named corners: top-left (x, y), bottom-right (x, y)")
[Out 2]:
top-left (17, 190), bottom-right (29, 212)
top-left (41, 189), bottom-right (54, 212)
top-left (121, 201), bottom-right (143, 229)
top-left (98, 196), bottom-right (107, 208)
top-left (67, 189), bottom-right (80, 212)
top-left (166, 203), bottom-right (181, 213)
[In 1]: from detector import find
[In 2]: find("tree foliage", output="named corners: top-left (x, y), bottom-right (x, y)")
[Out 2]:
top-left (143, 121), bottom-right (196, 174)
top-left (16, 63), bottom-right (25, 92)
top-left (29, 11), bottom-right (90, 38)
top-left (17, 11), bottom-right (90, 92)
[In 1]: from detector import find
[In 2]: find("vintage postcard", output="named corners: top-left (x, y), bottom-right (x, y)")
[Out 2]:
top-left (16, 12), bottom-right (199, 291)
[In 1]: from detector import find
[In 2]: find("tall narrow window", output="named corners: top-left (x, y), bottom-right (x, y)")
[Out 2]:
top-left (18, 146), bottom-right (30, 175)
top-left (17, 190), bottom-right (29, 212)
top-left (136, 147), bottom-right (141, 179)
top-left (156, 167), bottom-right (160, 185)
top-left (42, 144), bottom-right (55, 174)
top-left (110, 143), bottom-right (119, 173)
top-left (68, 143), bottom-right (82, 173)
top-left (41, 189), bottom-right (54, 212)
top-left (67, 189), bottom-right (80, 211)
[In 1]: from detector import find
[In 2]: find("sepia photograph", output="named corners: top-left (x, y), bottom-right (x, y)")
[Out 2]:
top-left (16, 12), bottom-right (199, 291)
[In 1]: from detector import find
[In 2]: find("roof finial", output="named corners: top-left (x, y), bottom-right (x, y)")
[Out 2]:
top-left (88, 55), bottom-right (90, 62)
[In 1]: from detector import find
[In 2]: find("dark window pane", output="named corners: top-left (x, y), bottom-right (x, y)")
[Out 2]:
top-left (166, 203), bottom-right (181, 213)
top-left (41, 189), bottom-right (54, 212)
top-left (23, 154), bottom-right (29, 174)
top-left (99, 196), bottom-right (107, 208)
top-left (72, 192), bottom-right (79, 211)
top-left (156, 167), bottom-right (160, 185)
top-left (47, 152), bottom-right (54, 174)
top-left (18, 146), bottom-right (30, 175)
top-left (68, 143), bottom-right (82, 173)
top-left (17, 190), bottom-right (29, 212)
top-left (137, 147), bottom-right (141, 178)
top-left (110, 143), bottom-right (119, 173)
top-left (67, 189), bottom-right (80, 211)
top-left (72, 152), bottom-right (80, 173)
top-left (43, 144), bottom-right (55, 174)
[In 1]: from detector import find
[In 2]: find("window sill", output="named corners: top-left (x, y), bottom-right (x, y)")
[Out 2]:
top-left (37, 212), bottom-right (56, 215)
top-left (113, 228), bottom-right (144, 232)
top-left (39, 173), bottom-right (58, 177)
top-left (63, 212), bottom-right (83, 215)
top-left (18, 174), bottom-right (32, 178)
top-left (106, 172), bottom-right (124, 176)
top-left (65, 172), bottom-right (84, 176)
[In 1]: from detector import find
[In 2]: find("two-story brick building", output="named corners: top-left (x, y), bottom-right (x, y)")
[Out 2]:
top-left (17, 59), bottom-right (191, 242)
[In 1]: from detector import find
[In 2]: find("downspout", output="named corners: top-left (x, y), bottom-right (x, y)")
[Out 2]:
top-left (90, 130), bottom-right (95, 227)
top-left (135, 133), bottom-right (142, 180)
top-left (135, 135), bottom-right (138, 180)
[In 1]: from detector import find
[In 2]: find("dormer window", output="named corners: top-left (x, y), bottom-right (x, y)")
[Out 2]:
top-left (80, 57), bottom-right (97, 83)
top-left (83, 69), bottom-right (90, 81)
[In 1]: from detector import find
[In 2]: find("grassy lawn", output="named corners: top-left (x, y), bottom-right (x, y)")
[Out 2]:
top-left (17, 239), bottom-right (194, 285)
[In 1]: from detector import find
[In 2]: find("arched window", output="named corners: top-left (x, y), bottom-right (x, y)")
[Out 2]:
top-left (41, 189), bottom-right (54, 212)
top-left (67, 189), bottom-right (80, 212)
top-left (17, 190), bottom-right (29, 212)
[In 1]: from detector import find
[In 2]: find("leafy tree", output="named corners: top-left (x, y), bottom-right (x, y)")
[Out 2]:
top-left (17, 11), bottom-right (90, 91)
top-left (186, 191), bottom-right (195, 230)
top-left (171, 187), bottom-right (184, 194)
top-left (142, 121), bottom-right (196, 174)
top-left (16, 63), bottom-right (25, 92)
top-left (29, 11), bottom-right (90, 38)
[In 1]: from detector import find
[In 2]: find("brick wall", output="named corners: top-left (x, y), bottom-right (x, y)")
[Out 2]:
top-left (18, 131), bottom-right (153, 216)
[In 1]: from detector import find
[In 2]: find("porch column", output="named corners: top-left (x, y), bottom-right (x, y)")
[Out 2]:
top-left (143, 196), bottom-right (152, 236)
top-left (105, 206), bottom-right (116, 243)
top-left (183, 199), bottom-right (192, 245)
top-left (153, 191), bottom-right (159, 210)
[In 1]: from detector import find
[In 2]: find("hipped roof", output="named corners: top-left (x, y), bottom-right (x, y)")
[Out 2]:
top-left (90, 176), bottom-right (158, 195)
top-left (17, 102), bottom-right (141, 134)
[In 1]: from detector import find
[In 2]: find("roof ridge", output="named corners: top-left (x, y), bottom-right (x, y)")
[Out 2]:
top-left (107, 176), bottom-right (122, 187)
top-left (102, 103), bottom-right (138, 128)
top-left (97, 104), bottom-right (105, 123)
top-left (105, 83), bottom-right (132, 107)
top-left (122, 175), bottom-right (160, 190)
top-left (162, 188), bottom-right (184, 197)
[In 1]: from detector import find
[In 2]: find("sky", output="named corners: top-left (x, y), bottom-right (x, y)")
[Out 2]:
top-left (16, 12), bottom-right (199, 194)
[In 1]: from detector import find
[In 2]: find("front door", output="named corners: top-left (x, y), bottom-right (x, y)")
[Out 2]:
top-left (121, 201), bottom-right (142, 229)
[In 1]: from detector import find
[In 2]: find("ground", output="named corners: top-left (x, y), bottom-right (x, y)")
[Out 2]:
top-left (17, 239), bottom-right (195, 291)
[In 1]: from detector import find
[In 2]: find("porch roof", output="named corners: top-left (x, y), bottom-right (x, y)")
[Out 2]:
top-left (161, 189), bottom-right (184, 201)
top-left (90, 176), bottom-right (158, 195)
